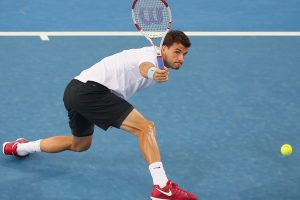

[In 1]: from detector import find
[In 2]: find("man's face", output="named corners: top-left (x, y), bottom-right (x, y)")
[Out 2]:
top-left (162, 43), bottom-right (189, 70)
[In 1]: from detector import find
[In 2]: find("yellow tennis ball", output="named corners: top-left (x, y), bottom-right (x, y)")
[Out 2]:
top-left (281, 144), bottom-right (293, 156)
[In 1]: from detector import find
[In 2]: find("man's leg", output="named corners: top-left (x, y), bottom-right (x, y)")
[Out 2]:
top-left (120, 108), bottom-right (168, 188)
top-left (120, 109), bottom-right (160, 164)
top-left (40, 135), bottom-right (92, 153)
top-left (4, 80), bottom-right (94, 156)
top-left (120, 109), bottom-right (197, 200)
top-left (3, 135), bottom-right (93, 157)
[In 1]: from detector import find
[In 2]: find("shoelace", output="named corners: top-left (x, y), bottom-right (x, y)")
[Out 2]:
top-left (170, 182), bottom-right (189, 197)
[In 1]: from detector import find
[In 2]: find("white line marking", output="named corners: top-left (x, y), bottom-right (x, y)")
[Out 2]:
top-left (0, 32), bottom-right (299, 41)
top-left (185, 32), bottom-right (300, 36)
top-left (40, 34), bottom-right (49, 41)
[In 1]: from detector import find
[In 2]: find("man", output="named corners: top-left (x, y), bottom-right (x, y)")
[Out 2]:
top-left (3, 30), bottom-right (197, 200)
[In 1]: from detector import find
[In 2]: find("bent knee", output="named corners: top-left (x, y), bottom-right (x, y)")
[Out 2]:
top-left (71, 143), bottom-right (91, 152)
top-left (137, 120), bottom-right (156, 136)
top-left (146, 121), bottom-right (156, 132)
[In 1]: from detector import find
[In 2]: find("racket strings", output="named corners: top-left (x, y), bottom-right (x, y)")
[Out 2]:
top-left (132, 0), bottom-right (170, 38)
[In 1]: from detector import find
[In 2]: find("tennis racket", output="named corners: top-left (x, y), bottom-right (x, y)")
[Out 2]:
top-left (131, 0), bottom-right (172, 70)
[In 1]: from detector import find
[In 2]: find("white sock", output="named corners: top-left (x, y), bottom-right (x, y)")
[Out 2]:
top-left (149, 162), bottom-right (168, 188)
top-left (17, 139), bottom-right (42, 156)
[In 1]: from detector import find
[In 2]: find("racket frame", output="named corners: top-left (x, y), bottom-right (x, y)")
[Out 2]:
top-left (132, 0), bottom-right (172, 70)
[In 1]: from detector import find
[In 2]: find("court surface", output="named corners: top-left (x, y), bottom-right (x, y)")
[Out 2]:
top-left (1, 1), bottom-right (300, 200)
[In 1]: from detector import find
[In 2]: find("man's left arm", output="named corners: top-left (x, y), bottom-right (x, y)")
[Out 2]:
top-left (139, 62), bottom-right (169, 83)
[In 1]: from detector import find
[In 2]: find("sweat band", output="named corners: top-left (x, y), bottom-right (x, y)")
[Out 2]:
top-left (147, 67), bottom-right (157, 79)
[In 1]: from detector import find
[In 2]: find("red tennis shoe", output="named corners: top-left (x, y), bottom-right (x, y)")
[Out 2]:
top-left (151, 180), bottom-right (197, 200)
top-left (2, 138), bottom-right (29, 158)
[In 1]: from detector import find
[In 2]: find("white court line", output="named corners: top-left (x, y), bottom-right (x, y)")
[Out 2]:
top-left (39, 34), bottom-right (49, 41)
top-left (0, 32), bottom-right (300, 41)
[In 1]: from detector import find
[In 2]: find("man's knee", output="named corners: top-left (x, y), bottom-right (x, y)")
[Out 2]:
top-left (138, 120), bottom-right (156, 136)
top-left (71, 135), bottom-right (92, 152)
top-left (72, 144), bottom-right (91, 152)
top-left (71, 141), bottom-right (92, 152)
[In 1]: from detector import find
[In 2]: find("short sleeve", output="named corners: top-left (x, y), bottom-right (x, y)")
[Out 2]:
top-left (137, 52), bottom-right (157, 67)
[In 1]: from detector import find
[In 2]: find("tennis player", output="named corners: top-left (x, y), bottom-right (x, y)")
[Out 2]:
top-left (3, 30), bottom-right (197, 200)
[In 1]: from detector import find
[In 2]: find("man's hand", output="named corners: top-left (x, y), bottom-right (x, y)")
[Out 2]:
top-left (139, 62), bottom-right (169, 83)
top-left (153, 67), bottom-right (169, 83)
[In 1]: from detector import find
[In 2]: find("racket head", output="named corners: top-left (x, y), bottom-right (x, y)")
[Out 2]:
top-left (131, 0), bottom-right (172, 40)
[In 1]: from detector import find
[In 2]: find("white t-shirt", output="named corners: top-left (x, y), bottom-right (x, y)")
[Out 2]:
top-left (75, 46), bottom-right (157, 100)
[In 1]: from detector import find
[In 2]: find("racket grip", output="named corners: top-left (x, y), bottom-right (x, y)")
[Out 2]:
top-left (157, 56), bottom-right (164, 70)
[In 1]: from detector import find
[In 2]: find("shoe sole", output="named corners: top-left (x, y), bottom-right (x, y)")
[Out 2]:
top-left (150, 197), bottom-right (170, 200)
top-left (2, 142), bottom-right (10, 155)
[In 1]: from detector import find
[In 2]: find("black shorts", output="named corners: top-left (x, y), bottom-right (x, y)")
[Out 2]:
top-left (63, 79), bottom-right (134, 137)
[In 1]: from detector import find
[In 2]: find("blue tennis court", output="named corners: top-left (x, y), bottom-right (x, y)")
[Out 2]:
top-left (1, 1), bottom-right (300, 200)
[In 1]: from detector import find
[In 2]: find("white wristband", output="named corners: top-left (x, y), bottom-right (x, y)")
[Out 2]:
top-left (147, 67), bottom-right (157, 79)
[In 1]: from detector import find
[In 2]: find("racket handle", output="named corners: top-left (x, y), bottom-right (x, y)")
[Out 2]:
top-left (157, 56), bottom-right (164, 70)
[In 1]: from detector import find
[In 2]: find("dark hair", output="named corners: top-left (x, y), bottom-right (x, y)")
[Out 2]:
top-left (163, 30), bottom-right (191, 48)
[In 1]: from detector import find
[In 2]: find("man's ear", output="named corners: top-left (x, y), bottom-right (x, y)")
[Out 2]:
top-left (161, 45), bottom-right (168, 53)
